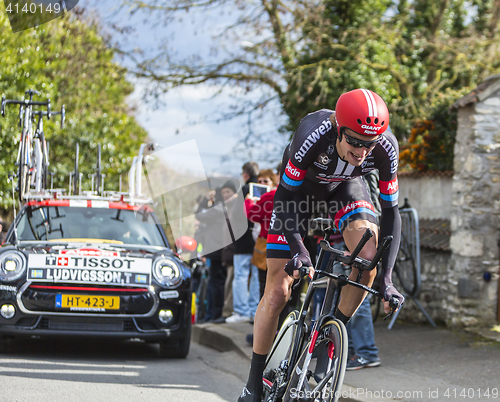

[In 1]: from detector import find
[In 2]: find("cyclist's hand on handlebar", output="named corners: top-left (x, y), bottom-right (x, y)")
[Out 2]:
top-left (284, 253), bottom-right (314, 279)
top-left (381, 281), bottom-right (405, 315)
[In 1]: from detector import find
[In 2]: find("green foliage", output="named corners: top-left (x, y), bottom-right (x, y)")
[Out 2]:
top-left (118, 0), bottom-right (500, 172)
top-left (282, 0), bottom-right (500, 170)
top-left (0, 10), bottom-right (147, 211)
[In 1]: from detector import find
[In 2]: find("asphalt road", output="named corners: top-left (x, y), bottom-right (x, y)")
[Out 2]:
top-left (0, 336), bottom-right (248, 402)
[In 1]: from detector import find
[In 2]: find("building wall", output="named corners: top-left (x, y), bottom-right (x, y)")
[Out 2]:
top-left (448, 93), bottom-right (500, 327)
top-left (399, 173), bottom-right (453, 220)
top-left (395, 248), bottom-right (451, 325)
top-left (396, 174), bottom-right (453, 324)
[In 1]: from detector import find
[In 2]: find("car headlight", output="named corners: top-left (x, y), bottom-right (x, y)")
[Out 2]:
top-left (0, 251), bottom-right (27, 282)
top-left (153, 257), bottom-right (183, 288)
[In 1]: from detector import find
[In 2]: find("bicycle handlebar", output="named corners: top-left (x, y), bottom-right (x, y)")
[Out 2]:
top-left (1, 97), bottom-right (51, 117)
top-left (310, 269), bottom-right (400, 316)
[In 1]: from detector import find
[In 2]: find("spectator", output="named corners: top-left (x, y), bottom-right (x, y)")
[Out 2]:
top-left (225, 162), bottom-right (260, 323)
top-left (244, 169), bottom-right (278, 298)
top-left (195, 187), bottom-right (227, 322)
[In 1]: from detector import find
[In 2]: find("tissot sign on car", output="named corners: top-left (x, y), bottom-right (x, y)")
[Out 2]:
top-left (28, 252), bottom-right (152, 286)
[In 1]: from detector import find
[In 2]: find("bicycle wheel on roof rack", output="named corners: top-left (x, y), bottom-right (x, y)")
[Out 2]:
top-left (95, 144), bottom-right (102, 195)
top-left (74, 143), bottom-right (79, 195)
top-left (394, 233), bottom-right (418, 297)
top-left (17, 131), bottom-right (29, 202)
top-left (42, 137), bottom-right (49, 190)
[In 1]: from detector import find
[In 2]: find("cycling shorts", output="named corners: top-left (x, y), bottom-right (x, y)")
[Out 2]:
top-left (266, 177), bottom-right (378, 259)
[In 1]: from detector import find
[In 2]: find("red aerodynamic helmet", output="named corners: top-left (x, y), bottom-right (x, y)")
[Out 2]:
top-left (335, 89), bottom-right (389, 136)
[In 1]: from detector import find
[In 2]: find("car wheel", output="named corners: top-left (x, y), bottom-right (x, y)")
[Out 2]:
top-left (159, 322), bottom-right (191, 358)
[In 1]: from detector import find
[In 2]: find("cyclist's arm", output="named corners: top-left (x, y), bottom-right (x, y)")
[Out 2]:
top-left (379, 204), bottom-right (401, 285)
top-left (272, 184), bottom-right (303, 246)
top-left (374, 130), bottom-right (404, 303)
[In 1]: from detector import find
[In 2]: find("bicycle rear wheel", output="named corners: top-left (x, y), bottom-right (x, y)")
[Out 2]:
top-left (262, 310), bottom-right (301, 402)
top-left (283, 319), bottom-right (348, 402)
top-left (394, 234), bottom-right (418, 296)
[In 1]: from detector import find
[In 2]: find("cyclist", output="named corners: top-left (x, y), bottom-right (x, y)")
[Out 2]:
top-left (238, 88), bottom-right (405, 402)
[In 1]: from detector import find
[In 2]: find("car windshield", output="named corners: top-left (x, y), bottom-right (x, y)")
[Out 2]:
top-left (16, 206), bottom-right (167, 247)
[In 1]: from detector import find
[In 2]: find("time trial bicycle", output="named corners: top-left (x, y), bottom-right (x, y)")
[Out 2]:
top-left (262, 218), bottom-right (400, 402)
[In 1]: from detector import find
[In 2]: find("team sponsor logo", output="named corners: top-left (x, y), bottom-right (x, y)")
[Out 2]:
top-left (286, 163), bottom-right (303, 178)
top-left (362, 168), bottom-right (375, 173)
top-left (283, 160), bottom-right (307, 188)
top-left (294, 118), bottom-right (333, 162)
top-left (318, 153), bottom-right (331, 165)
top-left (45, 255), bottom-right (135, 269)
top-left (361, 125), bottom-right (383, 135)
top-left (344, 200), bottom-right (373, 212)
top-left (380, 178), bottom-right (399, 194)
top-left (268, 234), bottom-right (288, 244)
top-left (361, 160), bottom-right (375, 168)
top-left (316, 173), bottom-right (356, 183)
top-left (334, 200), bottom-right (376, 229)
top-left (270, 211), bottom-right (276, 230)
top-left (314, 162), bottom-right (328, 170)
top-left (27, 254), bottom-right (152, 287)
top-left (379, 137), bottom-right (398, 174)
top-left (327, 144), bottom-right (335, 155)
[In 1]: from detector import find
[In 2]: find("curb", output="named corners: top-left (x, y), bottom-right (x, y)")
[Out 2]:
top-left (192, 322), bottom-right (251, 360)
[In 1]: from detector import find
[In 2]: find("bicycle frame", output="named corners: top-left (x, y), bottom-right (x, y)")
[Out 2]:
top-left (265, 222), bottom-right (394, 402)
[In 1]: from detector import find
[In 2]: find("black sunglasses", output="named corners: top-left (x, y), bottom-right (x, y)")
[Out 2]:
top-left (340, 128), bottom-right (380, 149)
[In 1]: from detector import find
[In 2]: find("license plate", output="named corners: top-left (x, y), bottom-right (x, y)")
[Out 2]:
top-left (56, 294), bottom-right (120, 311)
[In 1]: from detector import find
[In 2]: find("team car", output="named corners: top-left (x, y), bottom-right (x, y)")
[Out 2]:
top-left (0, 193), bottom-right (192, 358)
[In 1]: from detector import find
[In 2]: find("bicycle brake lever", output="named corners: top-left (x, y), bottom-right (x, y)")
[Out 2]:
top-left (383, 297), bottom-right (400, 320)
top-left (292, 267), bottom-right (310, 290)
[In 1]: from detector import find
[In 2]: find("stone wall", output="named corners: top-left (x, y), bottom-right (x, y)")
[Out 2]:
top-left (395, 248), bottom-right (451, 325)
top-left (448, 87), bottom-right (500, 327)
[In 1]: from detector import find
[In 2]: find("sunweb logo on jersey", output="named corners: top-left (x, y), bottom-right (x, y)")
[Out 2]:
top-left (294, 118), bottom-right (333, 162)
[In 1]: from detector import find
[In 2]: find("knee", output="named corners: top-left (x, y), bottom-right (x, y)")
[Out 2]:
top-left (264, 285), bottom-right (289, 313)
top-left (364, 268), bottom-right (378, 282)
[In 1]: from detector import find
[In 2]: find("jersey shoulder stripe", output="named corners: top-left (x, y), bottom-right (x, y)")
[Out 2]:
top-left (282, 160), bottom-right (307, 189)
top-left (266, 234), bottom-right (290, 250)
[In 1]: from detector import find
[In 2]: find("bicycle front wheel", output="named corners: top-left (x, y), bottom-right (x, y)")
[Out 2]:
top-left (262, 310), bottom-right (301, 402)
top-left (283, 319), bottom-right (348, 402)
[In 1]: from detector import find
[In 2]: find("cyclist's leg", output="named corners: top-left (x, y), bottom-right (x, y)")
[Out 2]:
top-left (238, 258), bottom-right (293, 402)
top-left (337, 219), bottom-right (378, 317)
top-left (239, 193), bottom-right (311, 402)
top-left (328, 178), bottom-right (379, 319)
top-left (254, 258), bottom-right (293, 354)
